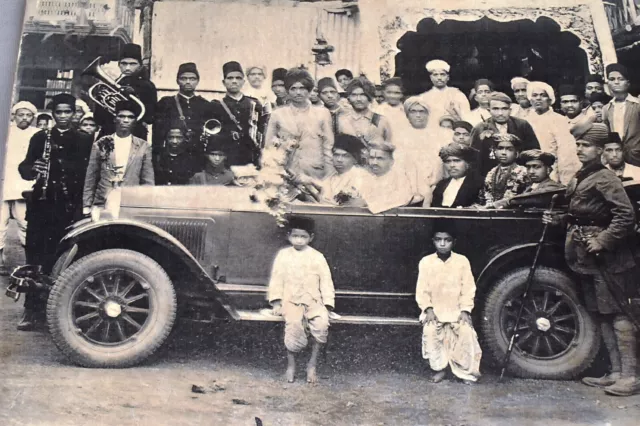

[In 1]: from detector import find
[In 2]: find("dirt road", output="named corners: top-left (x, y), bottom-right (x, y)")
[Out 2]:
top-left (0, 226), bottom-right (639, 425)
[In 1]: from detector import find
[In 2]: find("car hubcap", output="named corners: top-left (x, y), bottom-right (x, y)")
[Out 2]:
top-left (71, 269), bottom-right (151, 346)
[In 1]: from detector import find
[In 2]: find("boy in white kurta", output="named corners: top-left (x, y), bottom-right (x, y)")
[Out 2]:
top-left (268, 217), bottom-right (335, 384)
top-left (416, 225), bottom-right (482, 383)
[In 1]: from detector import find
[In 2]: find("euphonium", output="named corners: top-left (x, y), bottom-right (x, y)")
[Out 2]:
top-left (82, 56), bottom-right (146, 120)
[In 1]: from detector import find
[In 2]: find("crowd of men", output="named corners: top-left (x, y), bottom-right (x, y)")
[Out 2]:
top-left (1, 41), bottom-right (640, 395)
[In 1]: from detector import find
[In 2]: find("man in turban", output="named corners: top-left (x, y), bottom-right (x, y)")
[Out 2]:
top-left (602, 63), bottom-right (640, 167)
top-left (431, 143), bottom-right (483, 208)
top-left (210, 61), bottom-right (266, 166)
top-left (153, 62), bottom-right (214, 172)
top-left (525, 82), bottom-right (580, 184)
top-left (510, 77), bottom-right (532, 119)
top-left (518, 149), bottom-right (565, 193)
top-left (0, 101), bottom-right (40, 276)
top-left (244, 65), bottom-right (275, 111)
top-left (544, 122), bottom-right (640, 397)
top-left (419, 60), bottom-right (470, 128)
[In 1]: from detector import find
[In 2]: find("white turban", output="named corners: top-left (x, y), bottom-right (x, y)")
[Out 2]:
top-left (526, 81), bottom-right (556, 105)
top-left (425, 60), bottom-right (450, 73)
top-left (246, 65), bottom-right (267, 76)
top-left (12, 101), bottom-right (37, 116)
top-left (75, 99), bottom-right (91, 114)
top-left (510, 77), bottom-right (530, 91)
top-left (403, 96), bottom-right (430, 115)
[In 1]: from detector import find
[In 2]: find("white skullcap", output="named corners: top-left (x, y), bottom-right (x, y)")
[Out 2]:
top-left (12, 101), bottom-right (37, 116)
top-left (425, 60), bottom-right (450, 73)
top-left (527, 81), bottom-right (556, 105)
top-left (510, 77), bottom-right (530, 90)
top-left (75, 99), bottom-right (91, 114)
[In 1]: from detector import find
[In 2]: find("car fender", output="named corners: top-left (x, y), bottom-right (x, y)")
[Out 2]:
top-left (57, 218), bottom-right (240, 319)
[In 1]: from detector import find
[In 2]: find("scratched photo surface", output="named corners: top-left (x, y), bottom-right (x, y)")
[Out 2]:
top-left (1, 1), bottom-right (640, 425)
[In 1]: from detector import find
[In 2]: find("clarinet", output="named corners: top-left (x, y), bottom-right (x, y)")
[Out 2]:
top-left (36, 126), bottom-right (53, 201)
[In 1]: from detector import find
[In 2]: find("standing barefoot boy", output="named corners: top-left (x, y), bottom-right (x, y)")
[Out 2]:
top-left (268, 217), bottom-right (335, 383)
top-left (416, 222), bottom-right (482, 384)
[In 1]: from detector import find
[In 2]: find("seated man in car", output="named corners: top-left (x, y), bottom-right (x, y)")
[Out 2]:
top-left (360, 142), bottom-right (415, 213)
top-left (519, 149), bottom-right (565, 193)
top-left (189, 135), bottom-right (234, 186)
top-left (432, 143), bottom-right (482, 208)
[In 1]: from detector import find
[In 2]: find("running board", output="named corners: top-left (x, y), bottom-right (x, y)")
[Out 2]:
top-left (236, 309), bottom-right (420, 326)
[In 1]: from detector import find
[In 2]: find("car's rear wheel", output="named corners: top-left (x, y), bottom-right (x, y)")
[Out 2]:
top-left (47, 249), bottom-right (177, 368)
top-left (481, 266), bottom-right (599, 379)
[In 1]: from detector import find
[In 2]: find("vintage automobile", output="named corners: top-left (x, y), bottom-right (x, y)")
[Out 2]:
top-left (9, 183), bottom-right (638, 379)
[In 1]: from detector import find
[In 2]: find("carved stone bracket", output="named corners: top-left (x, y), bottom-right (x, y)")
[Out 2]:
top-left (378, 6), bottom-right (603, 81)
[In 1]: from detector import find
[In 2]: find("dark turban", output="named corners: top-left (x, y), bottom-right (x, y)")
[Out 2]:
top-left (177, 62), bottom-right (199, 79)
top-left (491, 133), bottom-right (523, 151)
top-left (120, 43), bottom-right (142, 62)
top-left (284, 68), bottom-right (315, 91)
top-left (333, 134), bottom-right (365, 159)
top-left (50, 93), bottom-right (76, 111)
top-left (438, 142), bottom-right (478, 163)
top-left (287, 216), bottom-right (315, 234)
top-left (272, 68), bottom-right (287, 83)
top-left (558, 84), bottom-right (581, 98)
top-left (335, 69), bottom-right (353, 80)
top-left (518, 149), bottom-right (556, 167)
top-left (589, 92), bottom-right (612, 105)
top-left (607, 132), bottom-right (623, 146)
top-left (579, 123), bottom-right (609, 147)
top-left (606, 63), bottom-right (629, 80)
top-left (452, 121), bottom-right (473, 133)
top-left (223, 61), bottom-right (244, 77)
top-left (345, 76), bottom-right (376, 101)
top-left (586, 74), bottom-right (604, 84)
top-left (114, 99), bottom-right (142, 119)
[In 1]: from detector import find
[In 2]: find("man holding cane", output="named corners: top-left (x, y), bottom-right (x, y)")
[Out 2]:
top-left (543, 123), bottom-right (639, 396)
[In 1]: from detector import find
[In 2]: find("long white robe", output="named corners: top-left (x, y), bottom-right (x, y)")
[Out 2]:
top-left (360, 167), bottom-right (414, 214)
top-left (419, 87), bottom-right (471, 127)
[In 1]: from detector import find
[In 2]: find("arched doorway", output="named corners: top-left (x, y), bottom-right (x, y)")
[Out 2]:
top-left (394, 16), bottom-right (591, 96)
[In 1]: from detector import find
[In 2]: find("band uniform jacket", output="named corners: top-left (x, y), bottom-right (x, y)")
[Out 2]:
top-left (210, 94), bottom-right (266, 166)
top-left (152, 94), bottom-right (215, 159)
top-left (94, 73), bottom-right (158, 140)
top-left (18, 128), bottom-right (93, 205)
top-left (564, 163), bottom-right (636, 275)
top-left (431, 172), bottom-right (483, 208)
top-left (83, 135), bottom-right (154, 208)
top-left (603, 95), bottom-right (640, 167)
top-left (154, 151), bottom-right (197, 186)
top-left (470, 116), bottom-right (540, 177)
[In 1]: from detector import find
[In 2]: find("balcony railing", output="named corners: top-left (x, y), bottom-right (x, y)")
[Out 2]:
top-left (604, 0), bottom-right (640, 34)
top-left (24, 0), bottom-right (135, 42)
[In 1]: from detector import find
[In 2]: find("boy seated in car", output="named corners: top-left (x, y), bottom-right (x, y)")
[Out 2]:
top-left (480, 134), bottom-right (528, 208)
top-left (519, 149), bottom-right (565, 193)
top-left (189, 135), bottom-right (234, 186)
top-left (416, 221), bottom-right (482, 384)
top-left (267, 217), bottom-right (336, 384)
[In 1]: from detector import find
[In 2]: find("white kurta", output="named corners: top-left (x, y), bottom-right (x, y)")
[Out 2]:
top-left (464, 107), bottom-right (491, 126)
top-left (2, 125), bottom-right (41, 200)
top-left (526, 109), bottom-right (581, 185)
top-left (320, 166), bottom-right (370, 204)
top-left (360, 167), bottom-right (414, 214)
top-left (607, 163), bottom-right (640, 181)
top-left (377, 103), bottom-right (409, 134)
top-left (419, 87), bottom-right (471, 127)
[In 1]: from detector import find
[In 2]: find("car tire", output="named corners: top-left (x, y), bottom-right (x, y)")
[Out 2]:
top-left (481, 266), bottom-right (599, 379)
top-left (47, 249), bottom-right (177, 368)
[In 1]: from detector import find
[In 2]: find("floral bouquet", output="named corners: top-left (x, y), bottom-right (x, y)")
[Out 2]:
top-left (334, 186), bottom-right (361, 206)
top-left (96, 135), bottom-right (125, 219)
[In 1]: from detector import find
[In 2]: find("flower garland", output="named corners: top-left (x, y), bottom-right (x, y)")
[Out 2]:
top-left (96, 135), bottom-right (124, 185)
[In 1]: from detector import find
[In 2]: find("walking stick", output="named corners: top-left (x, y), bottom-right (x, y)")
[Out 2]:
top-left (499, 194), bottom-right (558, 381)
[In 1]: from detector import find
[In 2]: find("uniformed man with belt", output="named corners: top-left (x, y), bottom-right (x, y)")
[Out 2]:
top-left (17, 93), bottom-right (93, 330)
top-left (153, 62), bottom-right (214, 171)
top-left (154, 123), bottom-right (198, 185)
top-left (210, 61), bottom-right (266, 166)
top-left (544, 123), bottom-right (639, 396)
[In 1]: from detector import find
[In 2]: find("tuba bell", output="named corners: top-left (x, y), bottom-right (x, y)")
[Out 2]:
top-left (203, 119), bottom-right (222, 137)
top-left (82, 56), bottom-right (146, 121)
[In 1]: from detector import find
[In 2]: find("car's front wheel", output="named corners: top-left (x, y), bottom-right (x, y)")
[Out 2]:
top-left (47, 249), bottom-right (177, 368)
top-left (481, 266), bottom-right (599, 379)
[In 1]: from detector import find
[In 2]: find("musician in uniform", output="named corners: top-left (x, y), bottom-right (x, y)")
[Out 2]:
top-left (17, 94), bottom-right (93, 330)
top-left (210, 61), bottom-right (266, 167)
top-left (155, 124), bottom-right (199, 186)
top-left (543, 123), bottom-right (639, 396)
top-left (94, 43), bottom-right (157, 140)
top-left (153, 62), bottom-right (214, 170)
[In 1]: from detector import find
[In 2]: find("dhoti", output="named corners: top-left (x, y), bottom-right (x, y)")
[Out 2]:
top-left (422, 321), bottom-right (482, 381)
top-left (283, 301), bottom-right (329, 353)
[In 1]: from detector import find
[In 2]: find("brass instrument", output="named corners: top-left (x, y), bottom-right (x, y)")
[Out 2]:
top-left (200, 119), bottom-right (222, 151)
top-left (82, 56), bottom-right (146, 121)
top-left (36, 125), bottom-right (53, 200)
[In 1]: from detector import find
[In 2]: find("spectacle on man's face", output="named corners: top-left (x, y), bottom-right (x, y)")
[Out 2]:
top-left (320, 87), bottom-right (339, 108)
top-left (119, 58), bottom-right (142, 76)
top-left (430, 70), bottom-right (449, 89)
top-left (525, 160), bottom-right (550, 183)
top-left (443, 156), bottom-right (469, 179)
top-left (247, 69), bottom-right (265, 88)
top-left (603, 143), bottom-right (624, 168)
top-left (178, 72), bottom-right (199, 93)
top-left (383, 84), bottom-right (403, 106)
top-left (368, 148), bottom-right (393, 176)
top-left (14, 108), bottom-right (34, 130)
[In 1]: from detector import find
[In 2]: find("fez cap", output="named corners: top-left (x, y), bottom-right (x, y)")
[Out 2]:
top-left (589, 91), bottom-right (612, 105)
top-left (50, 93), bottom-right (76, 110)
top-left (586, 74), bottom-right (604, 84)
top-left (335, 69), bottom-right (353, 80)
top-left (317, 77), bottom-right (338, 93)
top-left (333, 133), bottom-right (365, 159)
top-left (606, 63), bottom-right (629, 80)
top-left (114, 99), bottom-right (142, 118)
top-left (426, 60), bottom-right (450, 73)
top-left (489, 92), bottom-right (513, 104)
top-left (558, 84), bottom-right (581, 98)
top-left (492, 133), bottom-right (523, 151)
top-left (452, 121), bottom-right (473, 133)
top-left (272, 68), bottom-right (287, 83)
top-left (177, 62), bottom-right (199, 79)
top-left (579, 123), bottom-right (609, 146)
top-left (606, 132), bottom-right (623, 146)
top-left (287, 216), bottom-right (315, 233)
top-left (223, 61), bottom-right (244, 77)
top-left (438, 142), bottom-right (478, 163)
top-left (518, 149), bottom-right (556, 167)
top-left (120, 43), bottom-right (142, 62)
top-left (12, 101), bottom-right (37, 116)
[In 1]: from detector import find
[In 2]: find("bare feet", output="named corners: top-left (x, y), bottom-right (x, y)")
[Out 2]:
top-left (286, 366), bottom-right (295, 383)
top-left (430, 370), bottom-right (446, 383)
top-left (306, 366), bottom-right (317, 384)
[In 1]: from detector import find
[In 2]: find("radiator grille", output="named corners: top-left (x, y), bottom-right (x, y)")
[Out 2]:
top-left (142, 218), bottom-right (209, 260)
